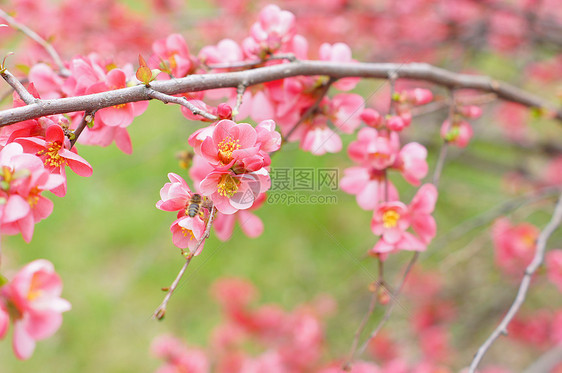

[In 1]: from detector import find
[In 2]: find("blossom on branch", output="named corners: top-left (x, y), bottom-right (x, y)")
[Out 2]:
top-left (0, 259), bottom-right (71, 360)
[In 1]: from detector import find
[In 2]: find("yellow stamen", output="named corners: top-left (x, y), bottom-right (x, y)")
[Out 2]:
top-left (181, 227), bottom-right (195, 240)
top-left (217, 137), bottom-right (240, 165)
top-left (27, 187), bottom-right (40, 208)
top-left (2, 166), bottom-right (13, 183)
top-left (382, 210), bottom-right (401, 228)
top-left (37, 142), bottom-right (66, 168)
top-left (217, 174), bottom-right (239, 198)
top-left (27, 273), bottom-right (43, 301)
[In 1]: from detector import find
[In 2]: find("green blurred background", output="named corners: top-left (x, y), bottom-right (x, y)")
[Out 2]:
top-left (0, 83), bottom-right (560, 371)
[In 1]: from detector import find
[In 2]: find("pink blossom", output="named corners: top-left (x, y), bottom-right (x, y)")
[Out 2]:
top-left (386, 115), bottom-right (407, 132)
top-left (401, 88), bottom-right (434, 106)
top-left (28, 63), bottom-right (65, 100)
top-left (188, 125), bottom-right (215, 155)
top-left (16, 124), bottom-right (93, 197)
top-left (199, 38), bottom-right (244, 67)
top-left (371, 184), bottom-right (438, 255)
top-left (393, 142), bottom-right (429, 186)
top-left (171, 215), bottom-right (206, 254)
top-left (458, 105), bottom-right (483, 119)
top-left (200, 169), bottom-right (270, 214)
top-left (87, 68), bottom-right (148, 128)
top-left (360, 108), bottom-right (382, 128)
top-left (213, 194), bottom-right (266, 241)
top-left (492, 218), bottom-right (538, 275)
top-left (0, 259), bottom-right (71, 360)
top-left (0, 143), bottom-right (64, 242)
top-left (76, 122), bottom-right (134, 154)
top-left (255, 119), bottom-right (281, 154)
top-left (156, 172), bottom-right (193, 212)
top-left (319, 42), bottom-right (359, 91)
top-left (348, 128), bottom-right (400, 170)
top-left (546, 249), bottom-right (562, 292)
top-left (200, 119), bottom-right (259, 169)
top-left (327, 93), bottom-right (364, 134)
top-left (150, 33), bottom-right (194, 77)
top-left (441, 119), bottom-right (473, 148)
top-left (340, 166), bottom-right (399, 210)
top-left (151, 334), bottom-right (209, 373)
top-left (299, 124), bottom-right (342, 156)
top-left (242, 4), bottom-right (296, 58)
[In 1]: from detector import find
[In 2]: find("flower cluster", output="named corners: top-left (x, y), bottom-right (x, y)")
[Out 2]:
top-left (338, 89), bottom-right (438, 257)
top-left (0, 260), bottom-right (70, 360)
top-left (156, 118), bottom-right (280, 251)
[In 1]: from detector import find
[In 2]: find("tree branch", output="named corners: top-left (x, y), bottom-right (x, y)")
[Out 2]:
top-left (152, 206), bottom-right (217, 320)
top-left (468, 191), bottom-right (562, 372)
top-left (146, 88), bottom-right (218, 121)
top-left (1, 69), bottom-right (35, 104)
top-left (1, 61), bottom-right (560, 127)
top-left (0, 8), bottom-right (70, 76)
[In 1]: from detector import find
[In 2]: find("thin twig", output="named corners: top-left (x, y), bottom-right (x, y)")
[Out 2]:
top-left (233, 83), bottom-right (247, 118)
top-left (432, 186), bottom-right (561, 252)
top-left (1, 69), bottom-right (35, 104)
top-left (432, 89), bottom-right (456, 186)
top-left (358, 252), bottom-right (419, 355)
top-left (345, 260), bottom-right (384, 368)
top-left (388, 71), bottom-right (397, 115)
top-left (0, 9), bottom-right (70, 76)
top-left (152, 206), bottom-right (217, 320)
top-left (70, 111), bottom-right (95, 148)
top-left (1, 61), bottom-right (561, 127)
top-left (468, 191), bottom-right (562, 372)
top-left (284, 77), bottom-right (336, 142)
top-left (146, 88), bottom-right (218, 121)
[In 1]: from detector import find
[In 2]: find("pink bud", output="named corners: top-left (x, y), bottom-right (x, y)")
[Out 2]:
top-left (400, 111), bottom-right (412, 127)
top-left (386, 115), bottom-right (406, 132)
top-left (360, 108), bottom-right (382, 128)
top-left (217, 103), bottom-right (233, 120)
top-left (405, 88), bottom-right (433, 105)
top-left (458, 105), bottom-right (482, 119)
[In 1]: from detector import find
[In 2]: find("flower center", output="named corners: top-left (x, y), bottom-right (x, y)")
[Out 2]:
top-left (168, 53), bottom-right (178, 70)
top-left (27, 273), bottom-right (43, 301)
top-left (382, 210), bottom-right (401, 228)
top-left (27, 187), bottom-right (40, 208)
top-left (522, 233), bottom-right (537, 249)
top-left (37, 142), bottom-right (66, 168)
top-left (217, 137), bottom-right (240, 165)
top-left (217, 174), bottom-right (239, 198)
top-left (1, 166), bottom-right (13, 184)
top-left (181, 227), bottom-right (195, 240)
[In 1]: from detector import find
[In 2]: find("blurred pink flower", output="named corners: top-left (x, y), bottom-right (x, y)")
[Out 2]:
top-left (0, 259), bottom-right (71, 360)
top-left (546, 249), bottom-right (562, 292)
top-left (492, 218), bottom-right (538, 275)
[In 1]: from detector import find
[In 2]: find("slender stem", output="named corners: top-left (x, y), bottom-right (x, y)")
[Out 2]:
top-left (232, 83), bottom-right (247, 119)
top-left (283, 77), bottom-right (336, 142)
top-left (70, 111), bottom-right (95, 148)
top-left (146, 88), bottom-right (218, 121)
top-left (152, 206), bottom-right (217, 320)
top-left (1, 69), bottom-right (35, 104)
top-left (432, 89), bottom-right (456, 186)
top-left (345, 259), bottom-right (385, 368)
top-left (0, 9), bottom-right (70, 76)
top-left (358, 252), bottom-right (419, 355)
top-left (468, 192), bottom-right (562, 372)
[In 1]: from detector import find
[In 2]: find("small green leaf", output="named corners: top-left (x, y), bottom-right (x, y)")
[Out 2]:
top-left (0, 274), bottom-right (8, 287)
top-left (530, 107), bottom-right (546, 119)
